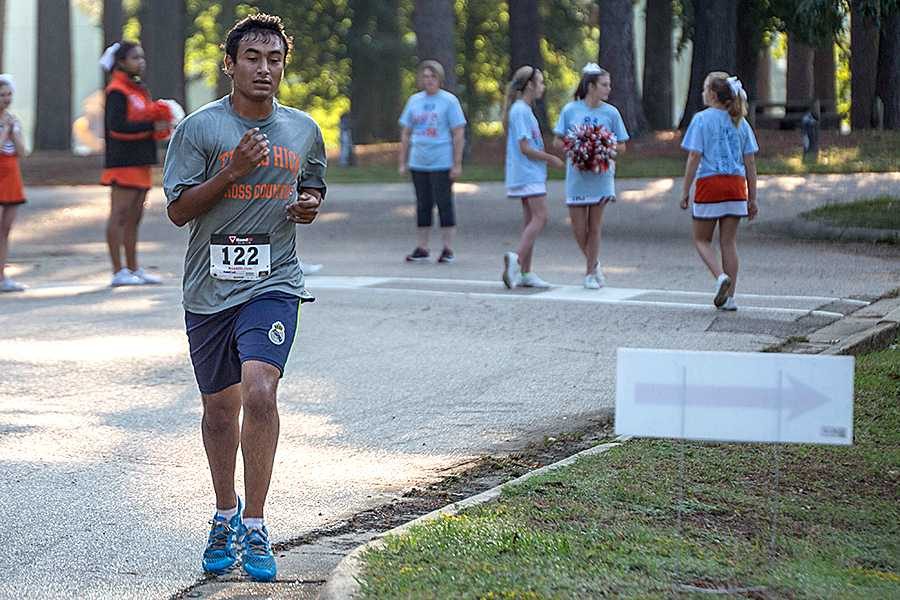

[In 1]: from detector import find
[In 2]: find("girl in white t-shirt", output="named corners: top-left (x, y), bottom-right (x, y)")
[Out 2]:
top-left (681, 71), bottom-right (759, 311)
top-left (501, 65), bottom-right (564, 289)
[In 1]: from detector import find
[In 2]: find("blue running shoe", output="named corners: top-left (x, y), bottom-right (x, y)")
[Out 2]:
top-left (202, 497), bottom-right (242, 574)
top-left (239, 524), bottom-right (277, 581)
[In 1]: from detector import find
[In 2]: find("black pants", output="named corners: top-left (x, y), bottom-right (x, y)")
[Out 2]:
top-left (411, 169), bottom-right (455, 228)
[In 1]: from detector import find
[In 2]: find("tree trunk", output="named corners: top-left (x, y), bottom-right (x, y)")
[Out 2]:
top-left (508, 0), bottom-right (547, 128)
top-left (813, 43), bottom-right (835, 103)
top-left (0, 0), bottom-right (7, 70)
top-left (756, 48), bottom-right (770, 104)
top-left (786, 33), bottom-right (814, 102)
top-left (102, 0), bottom-right (123, 83)
top-left (140, 0), bottom-right (186, 107)
top-left (349, 0), bottom-right (403, 143)
top-left (414, 0), bottom-right (457, 93)
top-left (216, 0), bottom-right (238, 97)
top-left (850, 0), bottom-right (879, 129)
top-left (598, 0), bottom-right (648, 135)
top-left (678, 0), bottom-right (737, 129)
top-left (642, 0), bottom-right (673, 130)
top-left (103, 0), bottom-right (123, 48)
top-left (876, 9), bottom-right (900, 129)
top-left (735, 0), bottom-right (763, 103)
top-left (35, 0), bottom-right (72, 151)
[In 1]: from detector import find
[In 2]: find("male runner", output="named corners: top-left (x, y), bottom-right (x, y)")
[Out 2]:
top-left (162, 13), bottom-right (325, 582)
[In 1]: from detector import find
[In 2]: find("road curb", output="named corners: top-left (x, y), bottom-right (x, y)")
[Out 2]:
top-left (318, 436), bottom-right (631, 600)
top-left (821, 303), bottom-right (900, 355)
top-left (763, 218), bottom-right (900, 243)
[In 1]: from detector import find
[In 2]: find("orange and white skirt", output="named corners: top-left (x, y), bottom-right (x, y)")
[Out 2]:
top-left (693, 174), bottom-right (748, 220)
top-left (0, 154), bottom-right (25, 205)
top-left (101, 166), bottom-right (152, 190)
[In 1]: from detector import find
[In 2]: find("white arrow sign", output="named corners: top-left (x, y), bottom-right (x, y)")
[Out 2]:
top-left (615, 348), bottom-right (854, 445)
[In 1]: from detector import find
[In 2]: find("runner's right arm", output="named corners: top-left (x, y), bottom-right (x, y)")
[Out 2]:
top-left (167, 128), bottom-right (269, 227)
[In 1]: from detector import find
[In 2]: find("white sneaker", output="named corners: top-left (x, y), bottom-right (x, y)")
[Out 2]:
top-left (0, 278), bottom-right (25, 292)
top-left (720, 297), bottom-right (738, 311)
top-left (713, 273), bottom-right (732, 307)
top-left (502, 252), bottom-right (521, 289)
top-left (132, 268), bottom-right (161, 284)
top-left (519, 272), bottom-right (551, 288)
top-left (595, 265), bottom-right (606, 287)
top-left (583, 274), bottom-right (600, 289)
top-left (111, 268), bottom-right (143, 287)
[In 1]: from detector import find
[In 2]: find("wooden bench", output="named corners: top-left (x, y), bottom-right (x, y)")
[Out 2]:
top-left (749, 99), bottom-right (843, 130)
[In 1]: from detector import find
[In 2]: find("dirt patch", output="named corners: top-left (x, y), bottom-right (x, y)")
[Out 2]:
top-left (273, 412), bottom-right (613, 551)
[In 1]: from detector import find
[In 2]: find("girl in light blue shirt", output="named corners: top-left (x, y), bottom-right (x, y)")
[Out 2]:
top-left (553, 64), bottom-right (628, 289)
top-left (501, 65), bottom-right (564, 289)
top-left (680, 71), bottom-right (759, 311)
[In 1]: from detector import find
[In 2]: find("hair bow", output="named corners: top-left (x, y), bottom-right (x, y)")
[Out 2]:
top-left (0, 73), bottom-right (14, 93)
top-left (99, 42), bottom-right (121, 72)
top-left (726, 76), bottom-right (747, 100)
top-left (582, 62), bottom-right (604, 75)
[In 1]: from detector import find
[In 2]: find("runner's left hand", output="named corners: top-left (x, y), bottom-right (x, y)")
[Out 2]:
top-left (286, 191), bottom-right (322, 224)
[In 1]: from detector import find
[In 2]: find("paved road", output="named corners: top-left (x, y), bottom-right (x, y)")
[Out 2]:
top-left (1, 175), bottom-right (898, 599)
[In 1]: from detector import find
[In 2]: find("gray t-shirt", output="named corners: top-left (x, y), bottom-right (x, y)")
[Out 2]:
top-left (163, 97), bottom-right (326, 314)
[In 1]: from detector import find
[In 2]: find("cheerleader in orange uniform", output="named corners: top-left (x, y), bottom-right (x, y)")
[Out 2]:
top-left (0, 74), bottom-right (26, 292)
top-left (99, 41), bottom-right (174, 287)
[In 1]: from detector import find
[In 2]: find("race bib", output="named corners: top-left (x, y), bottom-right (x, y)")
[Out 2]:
top-left (210, 233), bottom-right (271, 281)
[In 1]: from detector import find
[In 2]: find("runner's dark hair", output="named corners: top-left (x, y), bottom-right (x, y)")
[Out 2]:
top-left (112, 40), bottom-right (140, 70)
top-left (223, 13), bottom-right (294, 63)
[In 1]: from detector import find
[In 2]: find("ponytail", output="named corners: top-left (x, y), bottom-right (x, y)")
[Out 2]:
top-left (706, 71), bottom-right (747, 127)
top-left (503, 65), bottom-right (538, 130)
top-left (574, 68), bottom-right (608, 100)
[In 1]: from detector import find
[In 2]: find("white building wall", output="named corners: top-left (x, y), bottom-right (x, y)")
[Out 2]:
top-left (3, 0), bottom-right (37, 152)
top-left (4, 0), bottom-right (107, 153)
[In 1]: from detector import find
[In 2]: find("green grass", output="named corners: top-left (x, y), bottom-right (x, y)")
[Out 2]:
top-left (326, 153), bottom-right (900, 184)
top-left (801, 196), bottom-right (900, 230)
top-left (358, 338), bottom-right (900, 599)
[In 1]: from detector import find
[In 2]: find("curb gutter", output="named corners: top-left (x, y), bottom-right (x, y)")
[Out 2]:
top-left (764, 218), bottom-right (900, 244)
top-left (318, 436), bottom-right (631, 600)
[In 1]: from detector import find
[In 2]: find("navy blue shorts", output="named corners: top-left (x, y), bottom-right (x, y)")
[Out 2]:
top-left (185, 292), bottom-right (301, 394)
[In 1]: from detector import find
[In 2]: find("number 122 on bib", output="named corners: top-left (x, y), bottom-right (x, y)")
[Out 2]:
top-left (210, 233), bottom-right (271, 281)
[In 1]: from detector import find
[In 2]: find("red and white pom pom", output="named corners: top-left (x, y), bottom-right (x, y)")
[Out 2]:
top-left (159, 99), bottom-right (185, 127)
top-left (562, 123), bottom-right (618, 174)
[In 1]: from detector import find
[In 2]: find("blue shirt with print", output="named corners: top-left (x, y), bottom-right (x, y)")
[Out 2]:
top-left (399, 89), bottom-right (466, 171)
top-left (553, 100), bottom-right (629, 201)
top-left (681, 108), bottom-right (759, 179)
top-left (505, 100), bottom-right (547, 187)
